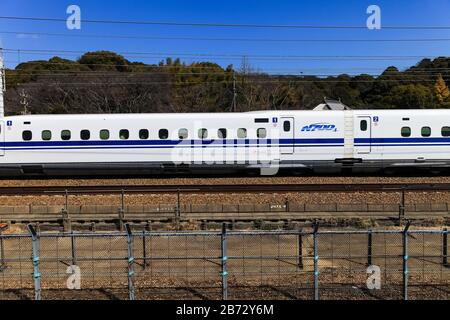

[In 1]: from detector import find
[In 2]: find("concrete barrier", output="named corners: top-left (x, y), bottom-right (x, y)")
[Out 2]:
top-left (238, 204), bottom-right (254, 213)
top-left (143, 205), bottom-right (161, 213)
top-left (254, 204), bottom-right (271, 212)
top-left (222, 204), bottom-right (239, 213)
top-left (13, 206), bottom-right (30, 214)
top-left (367, 204), bottom-right (384, 212)
top-left (288, 203), bottom-right (305, 212)
top-left (431, 203), bottom-right (448, 211)
top-left (0, 202), bottom-right (448, 224)
top-left (305, 204), bottom-right (337, 212)
top-left (337, 204), bottom-right (368, 212)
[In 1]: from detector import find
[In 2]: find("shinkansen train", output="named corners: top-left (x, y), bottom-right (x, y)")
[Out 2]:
top-left (1, 100), bottom-right (450, 176)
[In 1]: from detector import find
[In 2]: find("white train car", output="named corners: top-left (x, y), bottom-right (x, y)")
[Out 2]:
top-left (1, 108), bottom-right (450, 176)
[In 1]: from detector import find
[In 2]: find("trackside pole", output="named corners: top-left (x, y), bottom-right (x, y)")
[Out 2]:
top-left (399, 188), bottom-right (406, 225)
top-left (298, 228), bottom-right (304, 270)
top-left (0, 51), bottom-right (5, 118)
top-left (142, 230), bottom-right (148, 270)
top-left (402, 221), bottom-right (411, 300)
top-left (443, 228), bottom-right (449, 268)
top-left (0, 227), bottom-right (5, 271)
top-left (313, 222), bottom-right (319, 300)
top-left (119, 190), bottom-right (125, 231)
top-left (125, 224), bottom-right (135, 300)
top-left (221, 223), bottom-right (228, 300)
top-left (28, 224), bottom-right (41, 300)
top-left (71, 231), bottom-right (77, 265)
top-left (367, 230), bottom-right (373, 266)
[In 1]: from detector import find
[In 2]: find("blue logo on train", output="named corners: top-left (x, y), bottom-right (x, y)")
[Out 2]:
top-left (301, 123), bottom-right (337, 132)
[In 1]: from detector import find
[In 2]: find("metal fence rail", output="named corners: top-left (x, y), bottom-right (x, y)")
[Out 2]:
top-left (0, 225), bottom-right (448, 300)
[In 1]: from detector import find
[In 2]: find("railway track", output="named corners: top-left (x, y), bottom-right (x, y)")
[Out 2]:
top-left (1, 183), bottom-right (450, 195)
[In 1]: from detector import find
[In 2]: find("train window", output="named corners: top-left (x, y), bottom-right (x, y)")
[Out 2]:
top-left (80, 130), bottom-right (90, 140)
top-left (237, 128), bottom-right (247, 139)
top-left (442, 127), bottom-right (450, 137)
top-left (41, 130), bottom-right (52, 141)
top-left (139, 129), bottom-right (149, 140)
top-left (255, 118), bottom-right (269, 123)
top-left (61, 130), bottom-right (71, 141)
top-left (159, 129), bottom-right (169, 140)
top-left (283, 121), bottom-right (291, 132)
top-left (198, 128), bottom-right (208, 139)
top-left (401, 127), bottom-right (411, 137)
top-left (421, 127), bottom-right (431, 137)
top-left (119, 129), bottom-right (129, 140)
top-left (179, 128), bottom-right (188, 140)
top-left (22, 130), bottom-right (32, 141)
top-left (218, 128), bottom-right (227, 139)
top-left (100, 129), bottom-right (110, 140)
top-left (257, 128), bottom-right (267, 138)
top-left (360, 120), bottom-right (368, 131)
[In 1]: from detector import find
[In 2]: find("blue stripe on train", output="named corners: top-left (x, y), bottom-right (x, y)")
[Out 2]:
top-left (3, 137), bottom-right (450, 150)
top-left (2, 138), bottom-right (344, 148)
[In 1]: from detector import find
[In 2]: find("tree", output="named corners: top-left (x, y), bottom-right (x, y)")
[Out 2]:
top-left (435, 74), bottom-right (450, 103)
top-left (78, 51), bottom-right (132, 72)
top-left (386, 84), bottom-right (436, 109)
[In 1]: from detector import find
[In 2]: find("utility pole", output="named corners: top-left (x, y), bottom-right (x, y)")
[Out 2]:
top-left (19, 89), bottom-right (30, 115)
top-left (0, 49), bottom-right (5, 118)
top-left (231, 71), bottom-right (237, 112)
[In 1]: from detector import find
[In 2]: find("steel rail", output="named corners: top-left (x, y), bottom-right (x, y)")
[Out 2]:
top-left (0, 183), bottom-right (450, 195)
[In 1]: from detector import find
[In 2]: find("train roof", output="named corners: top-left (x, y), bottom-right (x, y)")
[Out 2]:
top-left (3, 109), bottom-right (450, 120)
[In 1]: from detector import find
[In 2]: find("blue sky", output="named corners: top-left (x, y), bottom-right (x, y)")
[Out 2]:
top-left (1, 0), bottom-right (450, 75)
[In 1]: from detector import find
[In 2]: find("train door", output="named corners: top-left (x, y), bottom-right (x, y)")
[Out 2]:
top-left (355, 116), bottom-right (371, 154)
top-left (0, 120), bottom-right (4, 156)
top-left (280, 117), bottom-right (294, 154)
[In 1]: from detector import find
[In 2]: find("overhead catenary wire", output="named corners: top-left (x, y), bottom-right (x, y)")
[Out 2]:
top-left (5, 71), bottom-right (450, 77)
top-left (0, 54), bottom-right (440, 63)
top-left (4, 30), bottom-right (450, 43)
top-left (14, 79), bottom-right (449, 86)
top-left (2, 48), bottom-right (438, 60)
top-left (4, 59), bottom-right (450, 73)
top-left (2, 15), bottom-right (450, 30)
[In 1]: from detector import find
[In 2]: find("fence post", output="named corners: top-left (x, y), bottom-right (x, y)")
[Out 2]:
top-left (0, 227), bottom-right (5, 271)
top-left (71, 231), bottom-right (77, 266)
top-left (297, 228), bottom-right (303, 270)
top-left (142, 230), bottom-right (148, 270)
top-left (125, 224), bottom-right (135, 300)
top-left (221, 223), bottom-right (228, 300)
top-left (398, 188), bottom-right (406, 225)
top-left (62, 208), bottom-right (71, 233)
top-left (118, 190), bottom-right (125, 231)
top-left (313, 222), bottom-right (319, 301)
top-left (28, 224), bottom-right (41, 300)
top-left (367, 229), bottom-right (373, 266)
top-left (443, 228), bottom-right (448, 268)
top-left (402, 221), bottom-right (411, 301)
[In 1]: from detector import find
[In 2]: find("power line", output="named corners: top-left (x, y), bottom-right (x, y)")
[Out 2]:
top-left (1, 48), bottom-right (438, 61)
top-left (1, 16), bottom-right (450, 30)
top-left (4, 30), bottom-right (450, 43)
top-left (14, 79), bottom-right (447, 86)
top-left (5, 71), bottom-right (449, 77)
top-left (5, 59), bottom-right (450, 72)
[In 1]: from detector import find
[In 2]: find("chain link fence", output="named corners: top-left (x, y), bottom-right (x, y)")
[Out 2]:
top-left (0, 225), bottom-right (448, 300)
